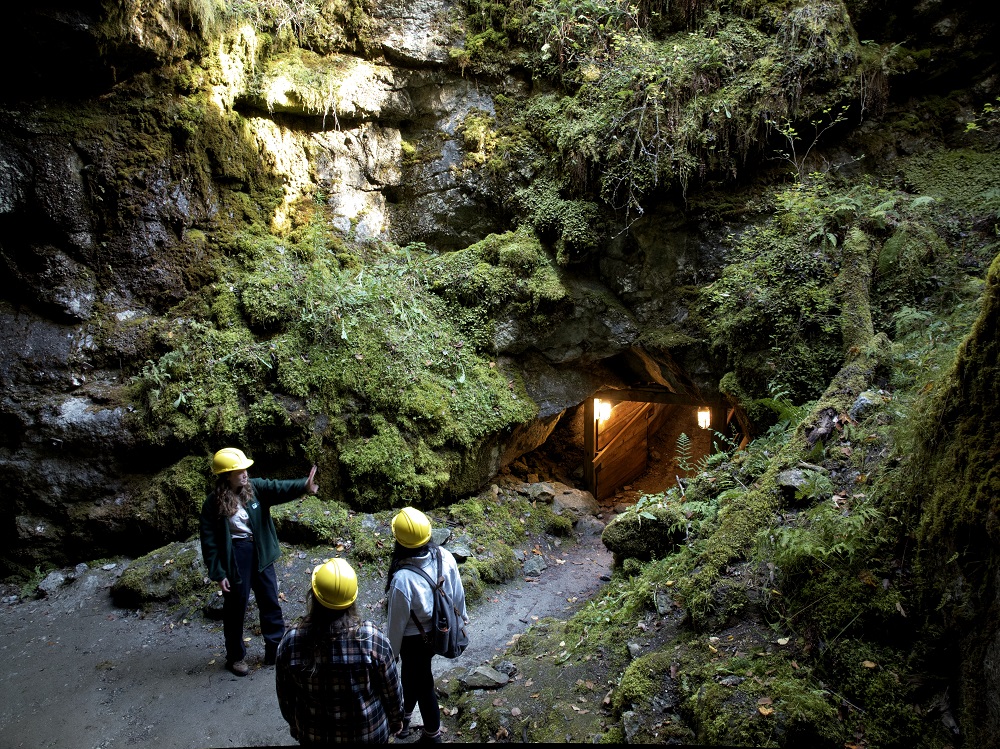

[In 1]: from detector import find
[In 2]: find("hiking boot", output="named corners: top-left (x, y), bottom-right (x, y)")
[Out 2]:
top-left (396, 716), bottom-right (412, 739)
top-left (418, 729), bottom-right (442, 743)
top-left (227, 659), bottom-right (249, 676)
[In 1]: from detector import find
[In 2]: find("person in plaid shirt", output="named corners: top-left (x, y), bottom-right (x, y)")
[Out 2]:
top-left (276, 558), bottom-right (404, 745)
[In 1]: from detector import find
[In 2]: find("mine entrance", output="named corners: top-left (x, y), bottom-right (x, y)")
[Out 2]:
top-left (583, 388), bottom-right (730, 501)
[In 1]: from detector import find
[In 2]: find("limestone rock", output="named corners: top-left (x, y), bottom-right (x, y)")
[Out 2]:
top-left (523, 556), bottom-right (547, 576)
top-left (551, 484), bottom-right (599, 520)
top-left (37, 571), bottom-right (69, 597)
top-left (459, 664), bottom-right (510, 689)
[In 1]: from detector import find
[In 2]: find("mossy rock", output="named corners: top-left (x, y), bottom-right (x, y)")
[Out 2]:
top-left (272, 497), bottom-right (351, 545)
top-left (601, 504), bottom-right (686, 564)
top-left (111, 540), bottom-right (208, 609)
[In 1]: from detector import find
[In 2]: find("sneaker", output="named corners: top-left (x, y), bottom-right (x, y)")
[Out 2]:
top-left (227, 659), bottom-right (249, 676)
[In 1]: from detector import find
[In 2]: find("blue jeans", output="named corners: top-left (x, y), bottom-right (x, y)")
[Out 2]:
top-left (400, 634), bottom-right (440, 733)
top-left (223, 538), bottom-right (285, 663)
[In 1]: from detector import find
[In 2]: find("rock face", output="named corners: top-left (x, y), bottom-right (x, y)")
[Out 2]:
top-left (0, 1), bottom-right (727, 574)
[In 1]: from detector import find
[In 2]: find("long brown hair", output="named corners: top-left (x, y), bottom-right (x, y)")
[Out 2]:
top-left (214, 475), bottom-right (254, 519)
top-left (299, 591), bottom-right (362, 672)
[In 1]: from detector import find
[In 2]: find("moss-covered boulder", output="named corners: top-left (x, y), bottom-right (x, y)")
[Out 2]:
top-left (601, 503), bottom-right (687, 564)
top-left (110, 540), bottom-right (208, 610)
top-left (271, 497), bottom-right (351, 545)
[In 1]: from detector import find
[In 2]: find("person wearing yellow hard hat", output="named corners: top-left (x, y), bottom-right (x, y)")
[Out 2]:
top-left (198, 447), bottom-right (319, 677)
top-left (384, 507), bottom-right (468, 743)
top-left (275, 558), bottom-right (404, 744)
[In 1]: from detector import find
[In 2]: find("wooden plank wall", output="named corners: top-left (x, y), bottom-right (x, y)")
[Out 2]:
top-left (593, 403), bottom-right (652, 500)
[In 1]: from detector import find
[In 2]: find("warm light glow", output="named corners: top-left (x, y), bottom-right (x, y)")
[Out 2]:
top-left (697, 407), bottom-right (711, 430)
top-left (595, 399), bottom-right (612, 421)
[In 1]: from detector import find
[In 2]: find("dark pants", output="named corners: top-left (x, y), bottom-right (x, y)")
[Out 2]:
top-left (399, 634), bottom-right (440, 734)
top-left (223, 538), bottom-right (285, 663)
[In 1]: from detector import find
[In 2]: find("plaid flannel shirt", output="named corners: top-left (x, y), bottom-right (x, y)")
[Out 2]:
top-left (275, 620), bottom-right (404, 745)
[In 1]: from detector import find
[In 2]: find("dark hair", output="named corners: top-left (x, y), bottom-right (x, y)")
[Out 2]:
top-left (384, 540), bottom-right (438, 592)
top-left (298, 591), bottom-right (361, 672)
top-left (214, 475), bottom-right (254, 519)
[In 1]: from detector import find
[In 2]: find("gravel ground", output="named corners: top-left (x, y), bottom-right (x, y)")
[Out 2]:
top-left (0, 526), bottom-right (612, 749)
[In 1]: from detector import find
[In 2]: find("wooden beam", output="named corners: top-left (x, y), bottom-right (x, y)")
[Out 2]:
top-left (583, 397), bottom-right (596, 495)
top-left (595, 388), bottom-right (727, 408)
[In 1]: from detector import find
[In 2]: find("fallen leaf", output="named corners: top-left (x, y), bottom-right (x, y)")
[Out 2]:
top-left (208, 659), bottom-right (216, 665)
top-left (555, 558), bottom-right (566, 565)
top-left (777, 637), bottom-right (789, 646)
top-left (510, 707), bottom-right (521, 717)
top-left (530, 693), bottom-right (540, 699)
top-left (524, 679), bottom-right (533, 687)
top-left (758, 697), bottom-right (773, 706)
top-left (896, 601), bottom-right (907, 617)
top-left (759, 706), bottom-right (774, 716)
top-left (584, 680), bottom-right (595, 690)
top-left (791, 660), bottom-right (800, 669)
top-left (863, 660), bottom-right (877, 669)
top-left (493, 698), bottom-right (504, 706)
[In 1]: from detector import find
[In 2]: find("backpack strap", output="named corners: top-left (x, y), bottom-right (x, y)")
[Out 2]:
top-left (398, 555), bottom-right (439, 642)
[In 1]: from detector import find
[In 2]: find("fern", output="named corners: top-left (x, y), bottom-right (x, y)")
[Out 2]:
top-left (676, 432), bottom-right (694, 473)
top-left (794, 470), bottom-right (834, 502)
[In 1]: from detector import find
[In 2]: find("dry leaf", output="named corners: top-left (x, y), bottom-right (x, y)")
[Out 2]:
top-left (777, 637), bottom-right (789, 646)
top-left (863, 660), bottom-right (877, 669)
top-left (757, 697), bottom-right (773, 706)
top-left (493, 698), bottom-right (504, 707)
top-left (530, 693), bottom-right (540, 699)
top-left (758, 706), bottom-right (774, 716)
top-left (525, 679), bottom-right (533, 687)
top-left (510, 707), bottom-right (521, 717)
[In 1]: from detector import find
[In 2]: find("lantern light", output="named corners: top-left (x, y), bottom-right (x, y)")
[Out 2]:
top-left (595, 399), bottom-right (612, 421)
top-left (697, 407), bottom-right (712, 430)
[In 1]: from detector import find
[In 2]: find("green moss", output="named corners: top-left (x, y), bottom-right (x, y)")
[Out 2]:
top-left (902, 148), bottom-right (1000, 217)
top-left (465, 540), bottom-right (520, 584)
top-left (132, 457), bottom-right (209, 539)
top-left (272, 497), bottom-right (351, 545)
top-left (110, 540), bottom-right (207, 610)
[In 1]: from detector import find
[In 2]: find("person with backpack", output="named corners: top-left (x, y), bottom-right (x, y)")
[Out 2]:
top-left (275, 558), bottom-right (404, 745)
top-left (385, 507), bottom-right (468, 744)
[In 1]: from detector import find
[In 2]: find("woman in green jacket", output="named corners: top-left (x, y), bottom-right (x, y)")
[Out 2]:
top-left (199, 447), bottom-right (319, 676)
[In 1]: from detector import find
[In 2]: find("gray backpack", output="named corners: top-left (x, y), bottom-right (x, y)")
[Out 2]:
top-left (399, 549), bottom-right (469, 659)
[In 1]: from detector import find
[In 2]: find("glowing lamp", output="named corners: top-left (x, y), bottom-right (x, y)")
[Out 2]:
top-left (697, 407), bottom-right (712, 430)
top-left (595, 399), bottom-right (612, 421)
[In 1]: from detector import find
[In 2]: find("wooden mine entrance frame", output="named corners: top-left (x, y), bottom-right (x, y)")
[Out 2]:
top-left (583, 387), bottom-right (729, 501)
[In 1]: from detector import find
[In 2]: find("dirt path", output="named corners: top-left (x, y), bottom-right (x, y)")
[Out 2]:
top-left (0, 527), bottom-right (612, 748)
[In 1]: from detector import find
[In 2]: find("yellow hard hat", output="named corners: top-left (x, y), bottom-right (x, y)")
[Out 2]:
top-left (212, 447), bottom-right (254, 474)
top-left (391, 506), bottom-right (432, 549)
top-left (311, 558), bottom-right (358, 610)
